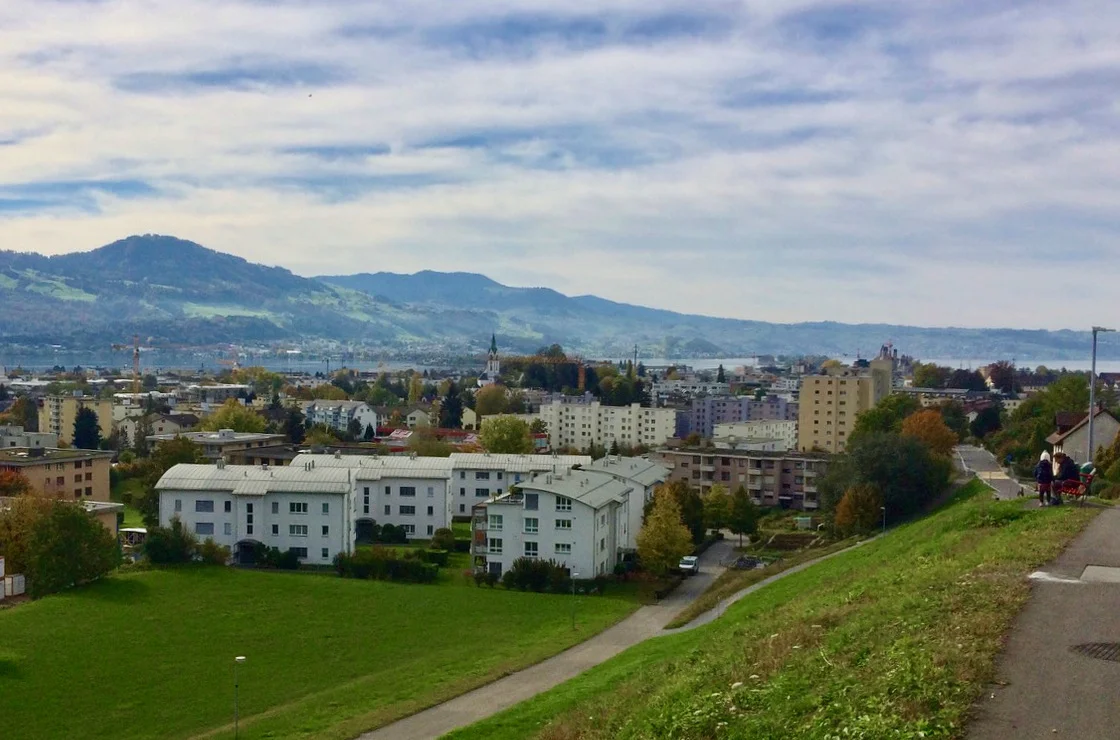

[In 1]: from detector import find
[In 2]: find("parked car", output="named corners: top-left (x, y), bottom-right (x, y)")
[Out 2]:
top-left (679, 555), bottom-right (699, 576)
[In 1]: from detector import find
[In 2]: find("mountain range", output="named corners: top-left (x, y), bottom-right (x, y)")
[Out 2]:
top-left (0, 234), bottom-right (1108, 360)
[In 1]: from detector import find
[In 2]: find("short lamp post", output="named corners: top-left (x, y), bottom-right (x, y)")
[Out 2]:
top-left (1088, 327), bottom-right (1115, 466)
top-left (571, 571), bottom-right (579, 630)
top-left (880, 506), bottom-right (886, 535)
top-left (234, 656), bottom-right (246, 739)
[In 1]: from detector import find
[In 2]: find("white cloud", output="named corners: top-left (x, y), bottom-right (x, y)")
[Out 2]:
top-left (1, 0), bottom-right (1119, 332)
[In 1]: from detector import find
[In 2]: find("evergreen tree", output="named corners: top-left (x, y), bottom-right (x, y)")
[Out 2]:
top-left (716, 364), bottom-right (726, 383)
top-left (72, 407), bottom-right (102, 450)
top-left (440, 381), bottom-right (463, 428)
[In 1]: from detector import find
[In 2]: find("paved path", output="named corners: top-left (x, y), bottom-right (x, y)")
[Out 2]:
top-left (967, 505), bottom-right (1120, 739)
top-left (957, 445), bottom-right (1026, 500)
top-left (358, 538), bottom-right (735, 740)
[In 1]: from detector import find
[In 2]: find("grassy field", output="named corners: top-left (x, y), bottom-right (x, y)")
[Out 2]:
top-left (110, 477), bottom-right (146, 528)
top-left (447, 480), bottom-right (1098, 740)
top-left (0, 567), bottom-right (640, 740)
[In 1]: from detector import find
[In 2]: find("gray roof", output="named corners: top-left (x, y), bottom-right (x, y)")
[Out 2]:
top-left (586, 456), bottom-right (669, 488)
top-left (519, 469), bottom-right (633, 510)
top-left (450, 452), bottom-right (591, 473)
top-left (290, 453), bottom-right (453, 480)
top-left (156, 464), bottom-right (351, 496)
top-left (147, 430), bottom-right (285, 444)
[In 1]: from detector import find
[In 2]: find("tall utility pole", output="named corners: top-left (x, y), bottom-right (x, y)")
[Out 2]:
top-left (1088, 327), bottom-right (1115, 466)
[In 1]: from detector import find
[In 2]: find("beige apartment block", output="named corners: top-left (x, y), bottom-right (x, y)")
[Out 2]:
top-left (39, 396), bottom-right (114, 445)
top-left (797, 359), bottom-right (892, 453)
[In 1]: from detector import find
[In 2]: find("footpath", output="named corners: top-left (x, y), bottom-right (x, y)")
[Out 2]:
top-left (957, 444), bottom-right (1025, 500)
top-left (967, 504), bottom-right (1120, 739)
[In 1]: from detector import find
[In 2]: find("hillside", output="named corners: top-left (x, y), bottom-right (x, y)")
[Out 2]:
top-left (0, 234), bottom-right (1109, 358)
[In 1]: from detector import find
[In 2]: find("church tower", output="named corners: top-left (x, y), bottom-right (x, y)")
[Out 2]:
top-left (479, 334), bottom-right (500, 387)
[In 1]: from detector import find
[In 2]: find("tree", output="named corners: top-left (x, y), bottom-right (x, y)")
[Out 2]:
top-left (834, 483), bottom-right (883, 536)
top-left (901, 409), bottom-right (958, 457)
top-left (716, 364), bottom-right (726, 383)
top-left (10, 395), bottom-right (38, 431)
top-left (144, 517), bottom-right (199, 564)
top-left (431, 527), bottom-right (456, 551)
top-left (529, 418), bottom-right (548, 435)
top-left (27, 501), bottom-right (119, 597)
top-left (363, 423), bottom-right (376, 441)
top-left (666, 479), bottom-right (705, 545)
top-left (408, 373), bottom-right (424, 404)
top-left (285, 408), bottom-right (306, 444)
top-left (72, 407), bottom-right (102, 450)
top-left (134, 414), bottom-right (153, 457)
top-left (728, 485), bottom-right (759, 545)
top-left (970, 405), bottom-right (1003, 440)
top-left (850, 394), bottom-right (921, 441)
top-left (987, 361), bottom-right (1018, 394)
top-left (408, 427), bottom-right (454, 457)
top-left (201, 398), bottom-right (266, 433)
top-left (440, 381), bottom-right (463, 429)
top-left (912, 362), bottom-right (951, 389)
top-left (346, 418), bottom-right (362, 442)
top-left (0, 494), bottom-right (53, 574)
top-left (821, 359), bottom-right (843, 370)
top-left (948, 368), bottom-right (987, 392)
top-left (939, 401), bottom-right (969, 441)
top-left (0, 469), bottom-right (32, 497)
top-left (637, 486), bottom-right (694, 576)
top-left (703, 484), bottom-right (731, 532)
top-left (479, 416), bottom-right (533, 454)
top-left (475, 385), bottom-right (509, 416)
top-left (136, 438), bottom-right (207, 527)
top-left (608, 440), bottom-right (620, 456)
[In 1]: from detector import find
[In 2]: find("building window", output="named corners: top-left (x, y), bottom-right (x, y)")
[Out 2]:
top-left (271, 524), bottom-right (279, 535)
top-left (321, 548), bottom-right (330, 559)
top-left (321, 525), bottom-right (329, 537)
top-left (290, 547), bottom-right (308, 559)
top-left (290, 502), bottom-right (308, 515)
top-left (195, 500), bottom-right (214, 513)
top-left (475, 471), bottom-right (490, 480)
top-left (174, 498), bottom-right (182, 513)
top-left (195, 522), bottom-right (214, 536)
top-left (56, 476), bottom-right (64, 486)
top-left (460, 487), bottom-right (466, 496)
top-left (401, 524), bottom-right (415, 536)
top-left (272, 501), bottom-right (279, 514)
top-left (554, 543), bottom-right (572, 555)
top-left (224, 522), bottom-right (232, 536)
top-left (399, 505), bottom-right (416, 516)
top-left (290, 524), bottom-right (308, 537)
top-left (459, 504), bottom-right (465, 513)
top-left (497, 472), bottom-right (503, 480)
top-left (427, 486), bottom-right (435, 497)
top-left (460, 471), bottom-right (466, 479)
top-left (384, 505), bottom-right (391, 516)
top-left (555, 518), bottom-right (572, 530)
top-left (363, 493), bottom-right (369, 515)
top-left (427, 506), bottom-right (434, 516)
top-left (489, 514), bottom-right (503, 530)
top-left (475, 488), bottom-right (488, 497)
top-left (246, 525), bottom-right (254, 535)
top-left (400, 486), bottom-right (416, 497)
top-left (322, 502), bottom-right (329, 514)
top-left (525, 517), bottom-right (539, 534)
top-left (524, 541), bottom-right (538, 558)
top-left (385, 486), bottom-right (391, 496)
top-left (556, 496), bottom-right (572, 512)
top-left (427, 525), bottom-right (434, 536)
top-left (600, 538), bottom-right (606, 552)
top-left (488, 537), bottom-right (503, 555)
top-left (524, 493), bottom-right (539, 510)
top-left (224, 501), bottom-right (232, 513)
top-left (84, 472), bottom-right (92, 481)
top-left (85, 487), bottom-right (92, 496)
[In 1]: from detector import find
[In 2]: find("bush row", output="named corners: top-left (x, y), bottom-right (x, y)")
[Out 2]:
top-left (471, 557), bottom-right (609, 594)
top-left (333, 548), bottom-right (439, 583)
top-left (145, 518), bottom-right (231, 566)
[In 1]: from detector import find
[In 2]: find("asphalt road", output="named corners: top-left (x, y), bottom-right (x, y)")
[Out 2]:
top-left (957, 444), bottom-right (1026, 500)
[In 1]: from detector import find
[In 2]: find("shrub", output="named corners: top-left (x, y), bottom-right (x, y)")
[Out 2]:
top-left (334, 548), bottom-right (437, 583)
top-left (834, 483), bottom-right (883, 536)
top-left (453, 538), bottom-right (471, 553)
top-left (416, 549), bottom-right (450, 567)
top-left (27, 501), bottom-right (120, 598)
top-left (1099, 484), bottom-right (1120, 501)
top-left (473, 570), bottom-right (487, 587)
top-left (379, 523), bottom-right (408, 544)
top-left (145, 518), bottom-right (198, 564)
top-left (430, 527), bottom-right (456, 551)
top-left (197, 538), bottom-right (231, 565)
top-left (502, 557), bottom-right (573, 593)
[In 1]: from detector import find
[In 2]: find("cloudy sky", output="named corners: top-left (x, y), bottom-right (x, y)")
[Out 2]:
top-left (1, 0), bottom-right (1118, 329)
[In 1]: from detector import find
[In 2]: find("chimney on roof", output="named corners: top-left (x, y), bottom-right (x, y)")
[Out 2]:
top-left (216, 457), bottom-right (226, 469)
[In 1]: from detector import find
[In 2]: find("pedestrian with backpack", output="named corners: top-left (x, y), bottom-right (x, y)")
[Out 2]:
top-left (1034, 451), bottom-right (1054, 506)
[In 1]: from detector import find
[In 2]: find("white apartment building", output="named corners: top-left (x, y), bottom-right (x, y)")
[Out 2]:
top-left (303, 401), bottom-right (379, 436)
top-left (156, 463), bottom-right (353, 566)
top-left (448, 453), bottom-right (591, 517)
top-left (472, 457), bottom-right (668, 579)
top-left (531, 402), bottom-right (677, 451)
top-left (291, 454), bottom-right (454, 540)
top-left (713, 420), bottom-right (798, 452)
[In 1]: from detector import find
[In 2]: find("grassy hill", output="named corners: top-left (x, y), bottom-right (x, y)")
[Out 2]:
top-left (0, 567), bottom-right (638, 740)
top-left (447, 481), bottom-right (1097, 740)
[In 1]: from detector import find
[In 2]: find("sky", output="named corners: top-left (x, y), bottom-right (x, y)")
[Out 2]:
top-left (1, 0), bottom-right (1119, 330)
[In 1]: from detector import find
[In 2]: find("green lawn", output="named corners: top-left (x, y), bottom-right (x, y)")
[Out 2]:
top-left (0, 567), bottom-right (639, 740)
top-left (110, 477), bottom-right (146, 528)
top-left (448, 480), bottom-right (1098, 739)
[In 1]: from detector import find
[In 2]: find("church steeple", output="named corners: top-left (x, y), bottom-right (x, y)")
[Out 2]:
top-left (489, 333), bottom-right (498, 356)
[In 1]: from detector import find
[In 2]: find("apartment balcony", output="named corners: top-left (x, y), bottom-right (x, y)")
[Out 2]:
top-left (471, 543), bottom-right (490, 555)
top-left (698, 464), bottom-right (715, 472)
top-left (804, 484), bottom-right (818, 494)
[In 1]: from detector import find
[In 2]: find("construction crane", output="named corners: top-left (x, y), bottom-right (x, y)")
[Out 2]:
top-left (110, 335), bottom-right (142, 394)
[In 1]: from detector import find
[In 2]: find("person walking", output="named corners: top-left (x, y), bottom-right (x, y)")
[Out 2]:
top-left (1052, 451), bottom-right (1080, 506)
top-left (1034, 451), bottom-right (1054, 506)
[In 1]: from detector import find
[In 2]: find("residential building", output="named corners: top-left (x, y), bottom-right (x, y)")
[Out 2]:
top-left (180, 384), bottom-right (252, 405)
top-left (448, 452), bottom-right (591, 516)
top-left (156, 462), bottom-right (353, 565)
top-left (146, 429), bottom-right (286, 461)
top-left (649, 378), bottom-right (730, 403)
top-left (0, 447), bottom-right (113, 503)
top-left (38, 395), bottom-right (113, 445)
top-left (405, 407), bottom-right (433, 428)
top-left (226, 444), bottom-right (301, 467)
top-left (682, 394), bottom-right (799, 439)
top-left (1047, 409), bottom-right (1120, 463)
top-left (0, 425), bottom-right (58, 449)
top-left (652, 447), bottom-right (827, 510)
top-left (472, 457), bottom-right (668, 578)
top-left (528, 401), bottom-right (677, 451)
top-left (585, 455), bottom-right (670, 549)
top-left (713, 420), bottom-right (798, 452)
top-left (303, 401), bottom-right (379, 436)
top-left (797, 358), bottom-right (892, 453)
top-left (118, 413), bottom-right (200, 447)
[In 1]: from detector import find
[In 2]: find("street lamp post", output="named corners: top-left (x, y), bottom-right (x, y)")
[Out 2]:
top-left (571, 571), bottom-right (579, 630)
top-left (880, 506), bottom-right (886, 535)
top-left (1088, 327), bottom-right (1115, 467)
top-left (234, 656), bottom-right (246, 739)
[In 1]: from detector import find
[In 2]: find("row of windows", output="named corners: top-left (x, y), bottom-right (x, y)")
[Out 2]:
top-left (459, 471), bottom-right (504, 480)
top-left (193, 522), bottom-right (332, 538)
top-left (488, 516), bottom-right (572, 532)
top-left (487, 539), bottom-right (572, 556)
top-left (187, 500), bottom-right (332, 515)
top-left (363, 485), bottom-right (436, 497)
